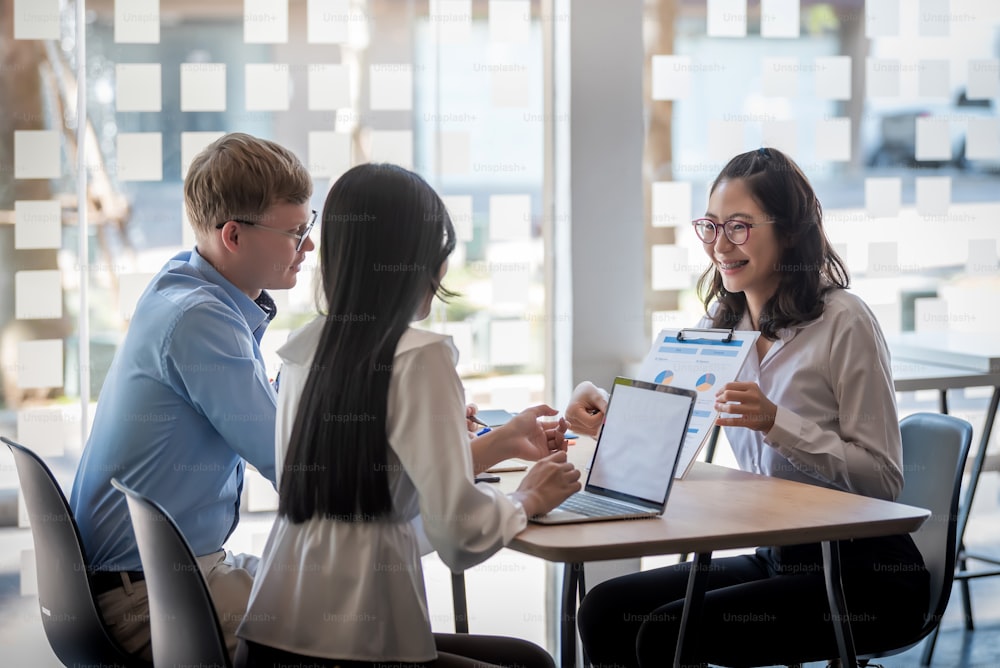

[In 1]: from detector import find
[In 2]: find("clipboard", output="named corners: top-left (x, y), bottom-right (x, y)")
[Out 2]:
top-left (636, 326), bottom-right (759, 478)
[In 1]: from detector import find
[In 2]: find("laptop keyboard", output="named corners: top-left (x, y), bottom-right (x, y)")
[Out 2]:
top-left (557, 492), bottom-right (651, 517)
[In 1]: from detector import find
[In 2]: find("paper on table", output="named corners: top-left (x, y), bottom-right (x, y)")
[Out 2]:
top-left (636, 328), bottom-right (759, 478)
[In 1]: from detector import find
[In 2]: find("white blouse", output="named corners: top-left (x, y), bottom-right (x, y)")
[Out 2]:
top-left (237, 319), bottom-right (527, 662)
top-left (701, 289), bottom-right (904, 501)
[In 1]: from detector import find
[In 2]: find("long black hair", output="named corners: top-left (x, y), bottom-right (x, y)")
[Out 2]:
top-left (279, 163), bottom-right (456, 522)
top-left (696, 148), bottom-right (849, 339)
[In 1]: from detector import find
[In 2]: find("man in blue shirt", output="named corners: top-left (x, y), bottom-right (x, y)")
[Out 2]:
top-left (70, 132), bottom-right (314, 660)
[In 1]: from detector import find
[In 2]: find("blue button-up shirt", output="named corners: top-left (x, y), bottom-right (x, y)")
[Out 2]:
top-left (70, 249), bottom-right (279, 571)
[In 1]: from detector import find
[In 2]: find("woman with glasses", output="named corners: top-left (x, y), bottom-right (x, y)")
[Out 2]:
top-left (570, 148), bottom-right (930, 667)
top-left (236, 163), bottom-right (581, 668)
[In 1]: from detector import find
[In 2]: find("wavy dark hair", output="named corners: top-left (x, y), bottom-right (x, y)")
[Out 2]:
top-left (696, 148), bottom-right (849, 339)
top-left (279, 163), bottom-right (456, 523)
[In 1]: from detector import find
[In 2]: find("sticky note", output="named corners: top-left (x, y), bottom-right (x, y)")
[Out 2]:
top-left (181, 63), bottom-right (226, 112)
top-left (15, 200), bottom-right (61, 249)
top-left (489, 194), bottom-right (531, 241)
top-left (15, 270), bottom-right (61, 320)
top-left (707, 0), bottom-right (747, 37)
top-left (115, 0), bottom-right (159, 43)
top-left (966, 119), bottom-right (1000, 160)
top-left (181, 132), bottom-right (225, 179)
top-left (441, 132), bottom-right (471, 175)
top-left (119, 273), bottom-right (156, 321)
top-left (15, 130), bottom-right (60, 179)
top-left (867, 59), bottom-right (900, 97)
top-left (244, 0), bottom-right (288, 44)
top-left (17, 339), bottom-right (63, 389)
top-left (916, 176), bottom-right (950, 217)
top-left (762, 58), bottom-right (798, 97)
top-left (17, 407), bottom-right (74, 457)
top-left (308, 0), bottom-right (350, 44)
top-left (307, 131), bottom-right (351, 179)
top-left (117, 132), bottom-right (163, 181)
top-left (815, 118), bottom-right (851, 162)
top-left (918, 0), bottom-right (950, 38)
top-left (308, 63), bottom-right (350, 110)
top-left (708, 120), bottom-right (745, 161)
top-left (370, 130), bottom-right (413, 168)
top-left (760, 0), bottom-right (799, 38)
top-left (761, 120), bottom-right (797, 156)
top-left (814, 56), bottom-right (851, 100)
top-left (492, 70), bottom-right (530, 108)
top-left (116, 64), bottom-right (161, 111)
top-left (651, 245), bottom-right (693, 291)
top-left (442, 195), bottom-right (474, 242)
top-left (967, 239), bottom-right (998, 275)
top-left (967, 60), bottom-right (1000, 100)
top-left (915, 297), bottom-right (949, 333)
top-left (866, 0), bottom-right (900, 38)
top-left (370, 65), bottom-right (413, 110)
top-left (489, 0), bottom-right (530, 43)
top-left (443, 322), bottom-right (476, 375)
top-left (14, 0), bottom-right (59, 40)
top-left (491, 267), bottom-right (531, 306)
top-left (247, 472), bottom-right (279, 512)
top-left (652, 56), bottom-right (691, 101)
top-left (915, 117), bottom-right (951, 161)
top-left (864, 177), bottom-right (902, 218)
top-left (489, 320), bottom-right (531, 366)
top-left (867, 241), bottom-right (899, 278)
top-left (245, 64), bottom-right (289, 111)
top-left (429, 0), bottom-right (471, 43)
top-left (651, 181), bottom-right (692, 228)
top-left (918, 60), bottom-right (950, 98)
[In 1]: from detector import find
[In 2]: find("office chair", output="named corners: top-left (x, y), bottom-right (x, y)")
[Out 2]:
top-left (111, 478), bottom-right (232, 668)
top-left (2, 436), bottom-right (152, 668)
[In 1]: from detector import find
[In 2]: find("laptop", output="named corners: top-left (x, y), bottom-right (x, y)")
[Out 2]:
top-left (530, 376), bottom-right (697, 525)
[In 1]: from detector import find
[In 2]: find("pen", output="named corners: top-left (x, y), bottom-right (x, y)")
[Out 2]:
top-left (468, 413), bottom-right (489, 428)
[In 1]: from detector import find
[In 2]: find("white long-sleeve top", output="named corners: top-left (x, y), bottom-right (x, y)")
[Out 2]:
top-left (701, 289), bottom-right (903, 501)
top-left (237, 319), bottom-right (527, 662)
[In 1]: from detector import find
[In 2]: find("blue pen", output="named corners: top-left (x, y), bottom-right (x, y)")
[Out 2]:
top-left (476, 427), bottom-right (492, 437)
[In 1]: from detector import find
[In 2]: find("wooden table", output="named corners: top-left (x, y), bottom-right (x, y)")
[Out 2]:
top-left (504, 456), bottom-right (929, 668)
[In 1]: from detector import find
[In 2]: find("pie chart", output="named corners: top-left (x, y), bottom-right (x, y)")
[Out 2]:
top-left (695, 373), bottom-right (716, 391)
top-left (654, 370), bottom-right (674, 385)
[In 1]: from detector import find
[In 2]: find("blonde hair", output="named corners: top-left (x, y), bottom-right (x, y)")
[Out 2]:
top-left (184, 133), bottom-right (312, 238)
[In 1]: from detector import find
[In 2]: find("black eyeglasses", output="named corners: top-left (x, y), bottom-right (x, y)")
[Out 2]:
top-left (216, 210), bottom-right (318, 252)
top-left (691, 218), bottom-right (774, 246)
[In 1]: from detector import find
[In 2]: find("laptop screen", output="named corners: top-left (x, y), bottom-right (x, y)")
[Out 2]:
top-left (585, 377), bottom-right (696, 507)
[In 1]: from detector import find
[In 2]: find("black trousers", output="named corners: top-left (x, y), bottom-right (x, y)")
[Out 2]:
top-left (577, 534), bottom-right (930, 668)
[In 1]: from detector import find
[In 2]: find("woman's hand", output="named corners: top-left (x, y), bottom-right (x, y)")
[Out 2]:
top-left (511, 450), bottom-right (582, 518)
top-left (465, 403), bottom-right (482, 435)
top-left (564, 381), bottom-right (608, 438)
top-left (496, 404), bottom-right (563, 461)
top-left (714, 381), bottom-right (777, 433)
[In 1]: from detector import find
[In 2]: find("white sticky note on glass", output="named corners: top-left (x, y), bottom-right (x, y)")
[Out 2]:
top-left (15, 200), bottom-right (61, 249)
top-left (967, 239), bottom-right (998, 275)
top-left (370, 65), bottom-right (413, 111)
top-left (430, 0), bottom-right (472, 43)
top-left (918, 0), bottom-right (949, 37)
top-left (17, 408), bottom-right (71, 457)
top-left (181, 63), bottom-right (226, 112)
top-left (867, 59), bottom-right (900, 97)
top-left (115, 0), bottom-right (159, 43)
top-left (967, 60), bottom-right (1000, 100)
top-left (489, 0), bottom-right (530, 43)
top-left (181, 132), bottom-right (225, 179)
top-left (815, 118), bottom-right (851, 162)
top-left (867, 241), bottom-right (899, 278)
top-left (915, 117), bottom-right (951, 161)
top-left (708, 121), bottom-right (745, 161)
top-left (118, 273), bottom-right (156, 321)
top-left (308, 0), bottom-right (350, 43)
top-left (760, 0), bottom-right (799, 38)
top-left (117, 132), bottom-right (162, 181)
top-left (916, 176), bottom-right (950, 217)
top-left (441, 132), bottom-right (471, 175)
top-left (651, 245), bottom-right (693, 291)
top-left (492, 70), bottom-right (530, 108)
top-left (15, 270), bottom-right (61, 320)
top-left (651, 56), bottom-right (691, 101)
top-left (307, 131), bottom-right (351, 179)
top-left (116, 64), bottom-right (161, 111)
top-left (918, 60), bottom-right (949, 98)
top-left (864, 177), bottom-right (902, 218)
top-left (966, 119), bottom-right (1000, 160)
top-left (244, 0), bottom-right (288, 43)
top-left (15, 130), bottom-right (60, 179)
top-left (308, 63), bottom-right (350, 110)
top-left (492, 268), bottom-right (531, 307)
top-left (707, 0), bottom-right (747, 37)
top-left (866, 0), bottom-right (900, 38)
top-left (443, 195), bottom-right (474, 242)
top-left (370, 130), bottom-right (413, 168)
top-left (17, 339), bottom-right (63, 389)
top-left (651, 181), bottom-right (692, 228)
top-left (489, 320), bottom-right (531, 366)
top-left (762, 58), bottom-right (798, 97)
top-left (14, 0), bottom-right (59, 40)
top-left (815, 56), bottom-right (851, 100)
top-left (246, 64), bottom-right (289, 111)
top-left (761, 120), bottom-right (798, 156)
top-left (443, 322), bottom-right (476, 374)
top-left (247, 472), bottom-right (279, 512)
top-left (489, 194), bottom-right (531, 242)
top-left (915, 297), bottom-right (948, 333)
